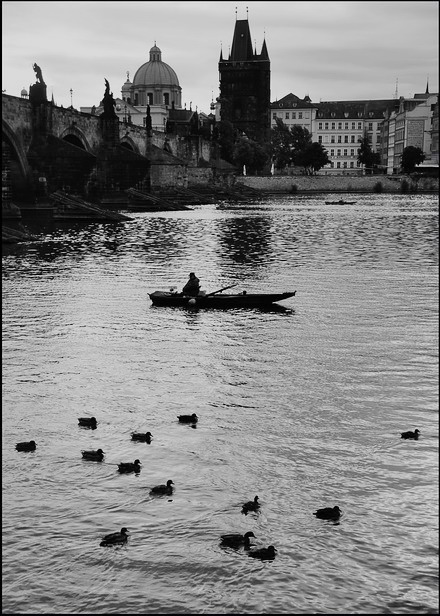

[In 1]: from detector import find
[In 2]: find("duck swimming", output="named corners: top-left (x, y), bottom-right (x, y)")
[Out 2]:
top-left (78, 417), bottom-right (97, 428)
top-left (220, 531), bottom-right (255, 549)
top-left (242, 495), bottom-right (260, 515)
top-left (118, 459), bottom-right (141, 474)
top-left (131, 432), bottom-right (152, 443)
top-left (313, 505), bottom-right (341, 520)
top-left (100, 527), bottom-right (129, 546)
top-left (401, 429), bottom-right (420, 440)
top-left (81, 448), bottom-right (104, 461)
top-left (149, 479), bottom-right (174, 495)
top-left (177, 413), bottom-right (198, 423)
top-left (248, 545), bottom-right (277, 560)
top-left (15, 440), bottom-right (36, 452)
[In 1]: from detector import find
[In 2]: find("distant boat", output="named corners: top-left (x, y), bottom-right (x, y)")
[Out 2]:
top-left (325, 199), bottom-right (356, 205)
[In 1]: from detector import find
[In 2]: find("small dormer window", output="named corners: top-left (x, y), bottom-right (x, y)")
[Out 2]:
top-left (344, 112), bottom-right (349, 118)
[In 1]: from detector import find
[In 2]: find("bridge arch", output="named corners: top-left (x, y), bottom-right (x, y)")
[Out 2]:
top-left (120, 136), bottom-right (140, 154)
top-left (2, 118), bottom-right (34, 199)
top-left (2, 119), bottom-right (32, 181)
top-left (58, 126), bottom-right (92, 152)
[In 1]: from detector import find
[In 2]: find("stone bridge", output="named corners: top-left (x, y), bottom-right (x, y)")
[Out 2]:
top-left (2, 93), bottom-right (223, 203)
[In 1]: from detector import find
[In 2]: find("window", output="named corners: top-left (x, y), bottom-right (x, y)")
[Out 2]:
top-left (350, 149), bottom-right (355, 156)
top-left (163, 93), bottom-right (169, 106)
top-left (350, 162), bottom-right (354, 168)
top-left (338, 122), bottom-right (342, 130)
top-left (325, 122), bottom-right (329, 130)
top-left (292, 112), bottom-right (296, 119)
top-left (147, 93), bottom-right (153, 105)
top-left (318, 122), bottom-right (323, 130)
top-left (337, 162), bottom-right (341, 168)
top-left (331, 122), bottom-right (335, 130)
top-left (343, 162), bottom-right (347, 168)
top-left (352, 122), bottom-right (356, 129)
top-left (273, 113), bottom-right (277, 119)
top-left (337, 136), bottom-right (342, 143)
top-left (331, 136), bottom-right (335, 143)
top-left (298, 112), bottom-right (303, 119)
top-left (368, 122), bottom-right (373, 131)
top-left (330, 149), bottom-right (335, 156)
top-left (345, 122), bottom-right (349, 129)
top-left (343, 149), bottom-right (348, 156)
top-left (330, 162), bottom-right (334, 168)
top-left (358, 122), bottom-right (362, 130)
top-left (344, 136), bottom-right (349, 143)
top-left (318, 136), bottom-right (323, 143)
top-left (337, 149), bottom-right (341, 156)
top-left (351, 135), bottom-right (356, 143)
top-left (285, 112), bottom-right (290, 119)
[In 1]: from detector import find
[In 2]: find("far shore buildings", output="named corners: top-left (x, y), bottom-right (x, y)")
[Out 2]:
top-left (271, 88), bottom-right (438, 175)
top-left (78, 14), bottom-right (438, 177)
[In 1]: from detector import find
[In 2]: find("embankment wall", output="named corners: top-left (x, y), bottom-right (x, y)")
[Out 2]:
top-left (235, 174), bottom-right (439, 194)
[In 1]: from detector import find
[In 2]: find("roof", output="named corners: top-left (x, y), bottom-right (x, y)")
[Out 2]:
top-left (271, 93), bottom-right (317, 109)
top-left (133, 45), bottom-right (180, 87)
top-left (316, 99), bottom-right (399, 119)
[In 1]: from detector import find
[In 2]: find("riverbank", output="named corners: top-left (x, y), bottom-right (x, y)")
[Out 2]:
top-left (235, 174), bottom-right (439, 194)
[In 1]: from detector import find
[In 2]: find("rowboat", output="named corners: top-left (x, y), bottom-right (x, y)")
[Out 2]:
top-left (149, 290), bottom-right (296, 309)
top-left (325, 200), bottom-right (356, 205)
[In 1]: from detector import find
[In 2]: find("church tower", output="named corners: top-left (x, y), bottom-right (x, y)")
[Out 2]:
top-left (218, 15), bottom-right (270, 145)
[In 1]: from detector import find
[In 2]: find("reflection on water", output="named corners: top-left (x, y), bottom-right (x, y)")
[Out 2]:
top-left (2, 193), bottom-right (438, 614)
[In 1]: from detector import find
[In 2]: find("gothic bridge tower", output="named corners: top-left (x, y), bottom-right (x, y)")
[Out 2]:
top-left (218, 15), bottom-right (270, 146)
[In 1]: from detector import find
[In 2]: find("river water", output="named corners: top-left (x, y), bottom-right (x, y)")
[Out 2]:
top-left (2, 193), bottom-right (438, 614)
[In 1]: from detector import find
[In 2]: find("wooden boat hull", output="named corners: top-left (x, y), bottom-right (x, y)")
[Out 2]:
top-left (149, 291), bottom-right (296, 309)
top-left (325, 201), bottom-right (356, 205)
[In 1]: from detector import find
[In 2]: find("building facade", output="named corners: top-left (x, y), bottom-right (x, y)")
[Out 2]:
top-left (271, 94), bottom-right (399, 174)
top-left (272, 89), bottom-right (438, 175)
top-left (218, 17), bottom-right (271, 146)
top-left (381, 90), bottom-right (438, 173)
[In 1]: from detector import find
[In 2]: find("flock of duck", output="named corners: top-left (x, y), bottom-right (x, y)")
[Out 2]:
top-left (15, 418), bottom-right (421, 557)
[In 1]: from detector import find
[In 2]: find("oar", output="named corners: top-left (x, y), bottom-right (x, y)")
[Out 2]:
top-left (206, 284), bottom-right (238, 297)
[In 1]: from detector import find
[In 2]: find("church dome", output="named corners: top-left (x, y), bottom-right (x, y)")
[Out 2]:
top-left (133, 45), bottom-right (180, 87)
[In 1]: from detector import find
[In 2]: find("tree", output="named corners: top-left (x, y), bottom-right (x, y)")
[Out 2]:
top-left (357, 134), bottom-right (381, 174)
top-left (290, 125), bottom-right (312, 164)
top-left (216, 120), bottom-right (236, 164)
top-left (232, 135), bottom-right (269, 175)
top-left (271, 117), bottom-right (292, 169)
top-left (295, 142), bottom-right (331, 175)
top-left (401, 146), bottom-right (425, 174)
top-left (270, 120), bottom-right (312, 170)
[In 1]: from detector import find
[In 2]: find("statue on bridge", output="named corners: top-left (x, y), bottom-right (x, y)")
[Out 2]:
top-left (100, 78), bottom-right (117, 118)
top-left (33, 63), bottom-right (45, 85)
top-left (29, 62), bottom-right (47, 105)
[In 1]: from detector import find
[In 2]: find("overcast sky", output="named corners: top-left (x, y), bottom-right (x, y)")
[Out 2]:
top-left (2, 1), bottom-right (438, 112)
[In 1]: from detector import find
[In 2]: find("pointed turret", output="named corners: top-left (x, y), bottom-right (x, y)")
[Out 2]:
top-left (230, 19), bottom-right (254, 61)
top-left (260, 39), bottom-right (269, 60)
